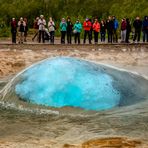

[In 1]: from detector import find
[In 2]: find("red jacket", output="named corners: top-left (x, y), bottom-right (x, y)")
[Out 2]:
top-left (83, 21), bottom-right (92, 31)
top-left (93, 22), bottom-right (100, 32)
top-left (121, 20), bottom-right (127, 31)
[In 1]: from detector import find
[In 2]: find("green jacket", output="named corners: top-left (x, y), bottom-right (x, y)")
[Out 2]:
top-left (74, 22), bottom-right (82, 33)
top-left (60, 22), bottom-right (67, 31)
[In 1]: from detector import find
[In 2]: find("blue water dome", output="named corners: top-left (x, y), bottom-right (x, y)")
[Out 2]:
top-left (15, 57), bottom-right (121, 111)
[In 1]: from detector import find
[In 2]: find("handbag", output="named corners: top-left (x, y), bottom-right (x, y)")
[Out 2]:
top-left (73, 29), bottom-right (77, 34)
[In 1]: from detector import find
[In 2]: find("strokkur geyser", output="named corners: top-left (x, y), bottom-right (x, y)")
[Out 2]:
top-left (1, 57), bottom-right (148, 111)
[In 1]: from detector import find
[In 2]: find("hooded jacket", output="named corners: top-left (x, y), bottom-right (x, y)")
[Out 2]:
top-left (142, 16), bottom-right (148, 31)
top-left (93, 22), bottom-right (100, 32)
top-left (74, 22), bottom-right (82, 33)
top-left (83, 21), bottom-right (92, 31)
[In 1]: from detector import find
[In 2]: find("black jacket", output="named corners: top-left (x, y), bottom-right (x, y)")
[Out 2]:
top-left (106, 20), bottom-right (114, 33)
top-left (133, 20), bottom-right (142, 31)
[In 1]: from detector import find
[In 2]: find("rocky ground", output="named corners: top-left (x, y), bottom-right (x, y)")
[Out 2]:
top-left (0, 43), bottom-right (148, 148)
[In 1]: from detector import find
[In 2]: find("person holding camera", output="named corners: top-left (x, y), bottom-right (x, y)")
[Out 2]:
top-left (60, 18), bottom-right (67, 44)
top-left (18, 17), bottom-right (26, 44)
top-left (83, 18), bottom-right (92, 44)
top-left (48, 17), bottom-right (55, 44)
top-left (38, 15), bottom-right (46, 43)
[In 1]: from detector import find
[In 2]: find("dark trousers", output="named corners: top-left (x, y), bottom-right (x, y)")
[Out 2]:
top-left (101, 32), bottom-right (106, 42)
top-left (67, 31), bottom-right (72, 44)
top-left (108, 31), bottom-right (113, 43)
top-left (39, 30), bottom-right (45, 43)
top-left (126, 31), bottom-right (130, 43)
top-left (143, 30), bottom-right (148, 42)
top-left (133, 30), bottom-right (141, 42)
top-left (74, 32), bottom-right (80, 44)
top-left (83, 30), bottom-right (91, 44)
top-left (32, 30), bottom-right (39, 41)
top-left (90, 30), bottom-right (93, 41)
top-left (12, 32), bottom-right (16, 43)
top-left (50, 31), bottom-right (55, 44)
top-left (94, 31), bottom-right (99, 43)
top-left (113, 29), bottom-right (118, 42)
top-left (61, 31), bottom-right (66, 44)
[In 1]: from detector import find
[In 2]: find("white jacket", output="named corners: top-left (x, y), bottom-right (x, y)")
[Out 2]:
top-left (48, 21), bottom-right (55, 32)
top-left (38, 19), bottom-right (46, 31)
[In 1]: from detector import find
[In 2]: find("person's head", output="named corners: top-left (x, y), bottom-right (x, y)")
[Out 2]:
top-left (126, 18), bottom-right (130, 23)
top-left (12, 18), bottom-right (15, 21)
top-left (24, 17), bottom-right (27, 22)
top-left (108, 16), bottom-right (112, 20)
top-left (40, 15), bottom-right (44, 19)
top-left (112, 16), bottom-right (116, 20)
top-left (94, 18), bottom-right (98, 22)
top-left (136, 16), bottom-right (140, 20)
top-left (144, 16), bottom-right (148, 20)
top-left (49, 17), bottom-right (53, 21)
top-left (20, 17), bottom-right (23, 22)
top-left (122, 18), bottom-right (126, 22)
top-left (36, 17), bottom-right (39, 21)
top-left (67, 18), bottom-right (71, 22)
top-left (62, 18), bottom-right (65, 22)
top-left (86, 18), bottom-right (89, 22)
top-left (76, 19), bottom-right (79, 23)
top-left (101, 20), bottom-right (104, 24)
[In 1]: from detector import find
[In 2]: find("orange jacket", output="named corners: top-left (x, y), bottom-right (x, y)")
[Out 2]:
top-left (93, 22), bottom-right (100, 32)
top-left (83, 21), bottom-right (92, 31)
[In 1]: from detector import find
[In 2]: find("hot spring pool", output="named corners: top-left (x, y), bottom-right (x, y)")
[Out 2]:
top-left (1, 57), bottom-right (148, 112)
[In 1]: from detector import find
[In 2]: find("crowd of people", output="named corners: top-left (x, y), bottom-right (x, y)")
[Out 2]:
top-left (10, 15), bottom-right (148, 44)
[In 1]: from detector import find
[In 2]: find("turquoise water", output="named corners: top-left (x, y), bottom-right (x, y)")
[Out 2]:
top-left (15, 57), bottom-right (121, 111)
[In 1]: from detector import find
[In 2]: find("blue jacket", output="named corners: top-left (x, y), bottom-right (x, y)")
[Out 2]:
top-left (73, 22), bottom-right (82, 33)
top-left (60, 22), bottom-right (67, 31)
top-left (114, 19), bottom-right (119, 30)
top-left (142, 17), bottom-right (148, 31)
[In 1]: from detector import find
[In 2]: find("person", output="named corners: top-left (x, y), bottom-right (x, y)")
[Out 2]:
top-left (112, 16), bottom-right (119, 43)
top-left (133, 16), bottom-right (142, 43)
top-left (67, 17), bottom-right (73, 44)
top-left (121, 18), bottom-right (127, 43)
top-left (24, 17), bottom-right (28, 42)
top-left (60, 18), bottom-right (67, 44)
top-left (142, 16), bottom-right (148, 42)
top-left (38, 15), bottom-right (46, 43)
top-left (73, 19), bottom-right (82, 44)
top-left (32, 17), bottom-right (39, 42)
top-left (48, 17), bottom-right (55, 44)
top-left (93, 18), bottom-right (100, 44)
top-left (83, 18), bottom-right (92, 44)
top-left (100, 20), bottom-right (106, 42)
top-left (18, 17), bottom-right (26, 44)
top-left (89, 18), bottom-right (93, 42)
top-left (125, 18), bottom-right (131, 43)
top-left (11, 18), bottom-right (17, 44)
top-left (106, 16), bottom-right (114, 43)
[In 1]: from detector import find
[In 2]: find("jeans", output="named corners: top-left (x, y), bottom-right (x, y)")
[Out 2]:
top-left (101, 32), bottom-right (106, 42)
top-left (107, 31), bottom-right (113, 43)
